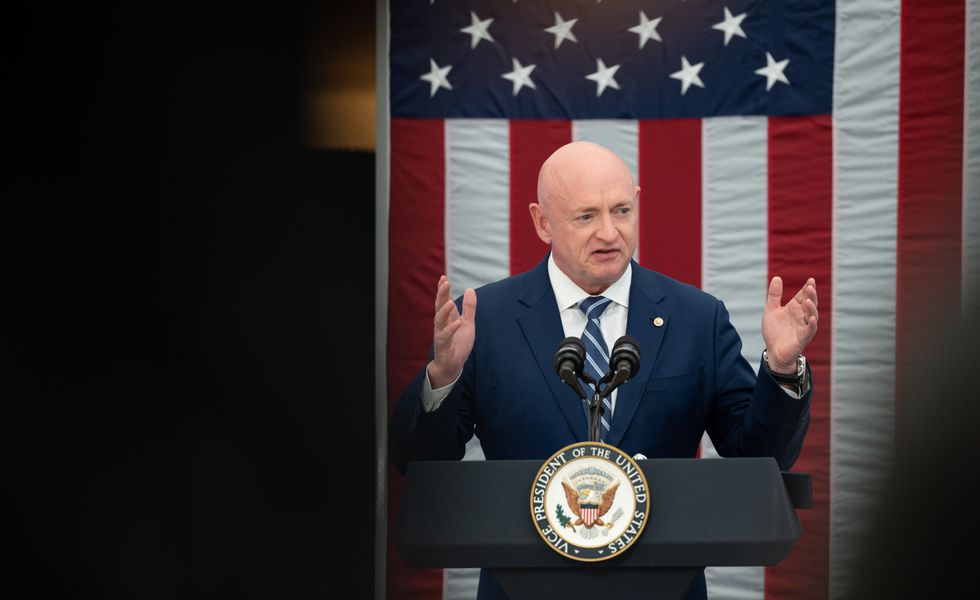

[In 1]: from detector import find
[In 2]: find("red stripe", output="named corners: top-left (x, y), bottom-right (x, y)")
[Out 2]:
top-left (387, 118), bottom-right (445, 600)
top-left (510, 120), bottom-right (572, 275)
top-left (764, 116), bottom-right (833, 600)
top-left (638, 119), bottom-right (702, 288)
top-left (897, 0), bottom-right (965, 420)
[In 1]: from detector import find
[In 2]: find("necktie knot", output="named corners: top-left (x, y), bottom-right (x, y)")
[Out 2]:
top-left (578, 296), bottom-right (612, 320)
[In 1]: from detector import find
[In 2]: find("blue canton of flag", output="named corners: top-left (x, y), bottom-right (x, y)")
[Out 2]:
top-left (390, 0), bottom-right (834, 119)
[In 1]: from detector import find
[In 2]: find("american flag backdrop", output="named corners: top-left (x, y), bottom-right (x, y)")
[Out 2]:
top-left (380, 0), bottom-right (979, 598)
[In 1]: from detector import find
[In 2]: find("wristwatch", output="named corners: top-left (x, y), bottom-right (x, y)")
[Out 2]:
top-left (763, 350), bottom-right (808, 395)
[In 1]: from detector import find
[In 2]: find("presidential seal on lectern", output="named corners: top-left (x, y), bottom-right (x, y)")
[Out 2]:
top-left (530, 441), bottom-right (650, 562)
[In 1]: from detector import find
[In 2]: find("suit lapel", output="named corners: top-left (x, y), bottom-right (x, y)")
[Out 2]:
top-left (516, 259), bottom-right (589, 441)
top-left (606, 265), bottom-right (668, 447)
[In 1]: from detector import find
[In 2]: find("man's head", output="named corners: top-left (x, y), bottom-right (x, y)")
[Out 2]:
top-left (530, 141), bottom-right (640, 295)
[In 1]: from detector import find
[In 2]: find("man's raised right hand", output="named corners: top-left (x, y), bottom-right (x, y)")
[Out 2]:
top-left (427, 275), bottom-right (477, 389)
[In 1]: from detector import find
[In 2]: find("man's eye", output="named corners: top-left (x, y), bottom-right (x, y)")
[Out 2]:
top-left (579, 214), bottom-right (593, 222)
top-left (617, 207), bottom-right (632, 216)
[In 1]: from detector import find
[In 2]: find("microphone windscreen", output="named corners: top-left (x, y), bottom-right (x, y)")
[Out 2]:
top-left (610, 335), bottom-right (641, 374)
top-left (554, 336), bottom-right (585, 373)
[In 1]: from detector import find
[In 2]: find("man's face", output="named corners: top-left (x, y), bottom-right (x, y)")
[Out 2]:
top-left (531, 160), bottom-right (639, 294)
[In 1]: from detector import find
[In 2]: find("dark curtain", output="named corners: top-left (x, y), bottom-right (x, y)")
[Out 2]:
top-left (9, 3), bottom-right (375, 598)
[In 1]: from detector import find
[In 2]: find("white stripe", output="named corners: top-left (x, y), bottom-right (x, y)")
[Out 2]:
top-left (443, 568), bottom-right (479, 600)
top-left (583, 327), bottom-right (602, 347)
top-left (582, 329), bottom-right (609, 361)
top-left (442, 403), bottom-right (487, 600)
top-left (585, 336), bottom-right (609, 364)
top-left (442, 435), bottom-right (483, 600)
top-left (965, 0), bottom-right (980, 309)
top-left (444, 119), bottom-right (496, 600)
top-left (572, 120), bottom-right (641, 260)
top-left (572, 120), bottom-right (639, 183)
top-left (830, 0), bottom-right (901, 597)
top-left (445, 119), bottom-right (510, 296)
top-left (584, 297), bottom-right (612, 317)
top-left (702, 116), bottom-right (768, 368)
top-left (586, 352), bottom-right (605, 376)
top-left (701, 115), bottom-right (769, 600)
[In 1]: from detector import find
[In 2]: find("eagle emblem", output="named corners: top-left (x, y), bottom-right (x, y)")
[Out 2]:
top-left (561, 480), bottom-right (620, 529)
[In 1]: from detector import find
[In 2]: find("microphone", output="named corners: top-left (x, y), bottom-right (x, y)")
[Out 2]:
top-left (600, 335), bottom-right (641, 397)
top-left (554, 337), bottom-right (589, 399)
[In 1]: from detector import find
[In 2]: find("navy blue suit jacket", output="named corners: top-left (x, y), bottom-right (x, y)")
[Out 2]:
top-left (390, 257), bottom-right (810, 598)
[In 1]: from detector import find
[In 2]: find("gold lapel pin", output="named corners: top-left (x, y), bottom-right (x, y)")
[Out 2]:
top-left (653, 316), bottom-right (664, 327)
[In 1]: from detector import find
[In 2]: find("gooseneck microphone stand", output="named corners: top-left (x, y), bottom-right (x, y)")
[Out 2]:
top-left (578, 372), bottom-right (607, 444)
top-left (554, 336), bottom-right (641, 444)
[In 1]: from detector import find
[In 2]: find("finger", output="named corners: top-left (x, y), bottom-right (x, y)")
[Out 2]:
top-left (795, 277), bottom-right (817, 304)
top-left (804, 314), bottom-right (818, 341)
top-left (435, 276), bottom-right (451, 310)
top-left (798, 280), bottom-right (817, 308)
top-left (804, 298), bottom-right (818, 325)
top-left (800, 294), bottom-right (818, 329)
top-left (461, 288), bottom-right (477, 321)
top-left (767, 276), bottom-right (783, 309)
top-left (436, 318), bottom-right (463, 342)
top-left (434, 298), bottom-right (450, 329)
top-left (434, 297), bottom-right (459, 330)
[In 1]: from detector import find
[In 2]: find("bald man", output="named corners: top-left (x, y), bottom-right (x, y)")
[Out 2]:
top-left (391, 141), bottom-right (817, 600)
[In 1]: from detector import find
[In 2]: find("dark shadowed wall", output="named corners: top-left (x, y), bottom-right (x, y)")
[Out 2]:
top-left (9, 3), bottom-right (375, 597)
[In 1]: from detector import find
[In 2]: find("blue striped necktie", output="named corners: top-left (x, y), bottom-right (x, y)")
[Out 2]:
top-left (578, 295), bottom-right (613, 442)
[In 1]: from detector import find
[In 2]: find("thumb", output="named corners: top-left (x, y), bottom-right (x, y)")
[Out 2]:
top-left (461, 288), bottom-right (477, 321)
top-left (767, 276), bottom-right (783, 310)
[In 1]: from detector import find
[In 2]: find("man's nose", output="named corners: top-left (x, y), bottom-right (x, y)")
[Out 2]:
top-left (594, 212), bottom-right (617, 241)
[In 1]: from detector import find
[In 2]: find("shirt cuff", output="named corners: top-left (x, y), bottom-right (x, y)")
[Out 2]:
top-left (780, 384), bottom-right (802, 399)
top-left (421, 364), bottom-right (461, 413)
top-left (777, 378), bottom-right (810, 399)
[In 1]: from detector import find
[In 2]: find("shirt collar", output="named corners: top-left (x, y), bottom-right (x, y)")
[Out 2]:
top-left (548, 253), bottom-right (632, 311)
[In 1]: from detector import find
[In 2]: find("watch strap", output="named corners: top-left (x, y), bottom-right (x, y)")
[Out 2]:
top-left (763, 350), bottom-right (808, 391)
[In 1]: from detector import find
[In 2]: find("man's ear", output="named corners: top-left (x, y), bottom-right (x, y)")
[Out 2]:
top-left (528, 203), bottom-right (551, 244)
